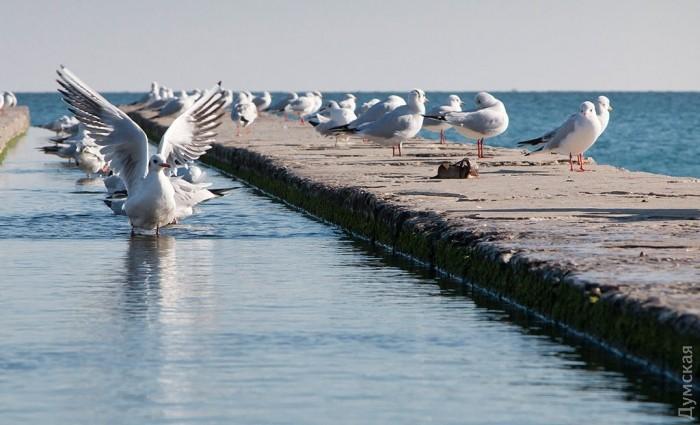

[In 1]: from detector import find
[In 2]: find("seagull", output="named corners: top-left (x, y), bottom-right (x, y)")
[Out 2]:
top-left (518, 101), bottom-right (601, 172)
top-left (426, 92), bottom-right (508, 158)
top-left (332, 89), bottom-right (427, 156)
top-left (0, 93), bottom-right (4, 111)
top-left (76, 144), bottom-right (107, 178)
top-left (332, 95), bottom-right (406, 133)
top-left (338, 94), bottom-right (357, 112)
top-left (422, 94), bottom-right (463, 144)
top-left (103, 177), bottom-right (233, 221)
top-left (2, 91), bottom-right (17, 108)
top-left (309, 100), bottom-right (357, 138)
top-left (231, 92), bottom-right (258, 136)
top-left (595, 95), bottom-right (613, 135)
top-left (56, 65), bottom-right (225, 235)
top-left (252, 91), bottom-right (272, 112)
top-left (289, 92), bottom-right (318, 124)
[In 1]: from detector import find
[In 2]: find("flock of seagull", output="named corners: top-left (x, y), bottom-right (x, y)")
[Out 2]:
top-left (34, 66), bottom-right (613, 236)
top-left (39, 67), bottom-right (234, 235)
top-left (125, 80), bottom-right (612, 168)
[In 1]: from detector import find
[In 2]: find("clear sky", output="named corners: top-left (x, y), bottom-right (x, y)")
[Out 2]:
top-left (2, 0), bottom-right (699, 92)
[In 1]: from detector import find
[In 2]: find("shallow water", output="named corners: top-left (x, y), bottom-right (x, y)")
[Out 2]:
top-left (0, 126), bottom-right (688, 423)
top-left (17, 91), bottom-right (700, 178)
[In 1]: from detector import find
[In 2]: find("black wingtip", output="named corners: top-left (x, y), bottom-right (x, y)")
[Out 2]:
top-left (517, 137), bottom-right (544, 146)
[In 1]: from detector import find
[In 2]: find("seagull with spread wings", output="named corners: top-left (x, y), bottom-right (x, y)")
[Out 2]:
top-left (56, 66), bottom-right (226, 235)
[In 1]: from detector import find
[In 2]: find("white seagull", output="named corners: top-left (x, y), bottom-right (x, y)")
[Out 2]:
top-left (427, 92), bottom-right (508, 158)
top-left (231, 92), bottom-right (258, 136)
top-left (422, 94), bottom-right (463, 144)
top-left (334, 89), bottom-right (427, 156)
top-left (56, 65), bottom-right (225, 234)
top-left (595, 95), bottom-right (613, 135)
top-left (309, 100), bottom-right (357, 138)
top-left (518, 101), bottom-right (602, 172)
top-left (338, 93), bottom-right (357, 112)
top-left (252, 91), bottom-right (272, 112)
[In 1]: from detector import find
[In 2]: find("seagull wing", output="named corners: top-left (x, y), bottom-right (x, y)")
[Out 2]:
top-left (56, 66), bottom-right (148, 193)
top-left (445, 108), bottom-right (505, 135)
top-left (158, 84), bottom-right (226, 167)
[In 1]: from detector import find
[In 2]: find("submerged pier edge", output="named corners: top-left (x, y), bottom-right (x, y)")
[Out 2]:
top-left (128, 111), bottom-right (699, 384)
top-left (0, 107), bottom-right (30, 160)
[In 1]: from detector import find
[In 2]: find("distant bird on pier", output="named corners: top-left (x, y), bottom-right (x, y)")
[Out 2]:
top-left (335, 95), bottom-right (406, 132)
top-left (425, 92), bottom-right (508, 158)
top-left (2, 91), bottom-right (17, 108)
top-left (309, 100), bottom-right (357, 138)
top-left (231, 92), bottom-right (258, 136)
top-left (56, 65), bottom-right (226, 235)
top-left (339, 94), bottom-right (357, 113)
top-left (331, 89), bottom-right (427, 156)
top-left (252, 91), bottom-right (272, 112)
top-left (518, 101), bottom-right (601, 172)
top-left (289, 91), bottom-right (322, 124)
top-left (595, 95), bottom-right (613, 135)
top-left (422, 94), bottom-right (463, 144)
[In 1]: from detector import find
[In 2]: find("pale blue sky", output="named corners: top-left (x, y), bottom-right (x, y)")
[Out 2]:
top-left (2, 0), bottom-right (698, 91)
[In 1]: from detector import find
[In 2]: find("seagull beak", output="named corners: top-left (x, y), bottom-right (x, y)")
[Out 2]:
top-left (608, 106), bottom-right (613, 112)
top-left (159, 163), bottom-right (171, 168)
top-left (424, 97), bottom-right (430, 103)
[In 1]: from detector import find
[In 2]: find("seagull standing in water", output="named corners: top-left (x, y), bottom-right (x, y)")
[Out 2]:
top-left (422, 94), bottom-right (463, 144)
top-left (425, 92), bottom-right (508, 158)
top-left (56, 66), bottom-right (226, 235)
top-left (518, 101), bottom-right (601, 172)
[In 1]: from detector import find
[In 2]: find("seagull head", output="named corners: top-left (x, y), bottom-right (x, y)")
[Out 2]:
top-left (597, 95), bottom-right (613, 112)
top-left (448, 94), bottom-right (463, 107)
top-left (580, 101), bottom-right (596, 118)
top-left (344, 93), bottom-right (356, 100)
top-left (148, 154), bottom-right (171, 173)
top-left (312, 91), bottom-right (323, 98)
top-left (409, 89), bottom-right (428, 104)
top-left (474, 92), bottom-right (498, 108)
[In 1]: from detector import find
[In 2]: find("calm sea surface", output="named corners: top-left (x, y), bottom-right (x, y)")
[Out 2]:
top-left (0, 93), bottom-right (692, 424)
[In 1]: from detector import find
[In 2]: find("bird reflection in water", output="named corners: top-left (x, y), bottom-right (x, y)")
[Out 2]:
top-left (123, 235), bottom-right (177, 318)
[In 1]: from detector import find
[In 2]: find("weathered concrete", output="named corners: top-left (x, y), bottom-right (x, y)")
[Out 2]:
top-left (0, 107), bottom-right (30, 159)
top-left (124, 105), bottom-right (700, 382)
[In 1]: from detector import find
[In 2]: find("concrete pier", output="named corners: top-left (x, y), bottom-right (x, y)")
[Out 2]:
top-left (124, 106), bottom-right (700, 381)
top-left (0, 106), bottom-right (30, 158)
